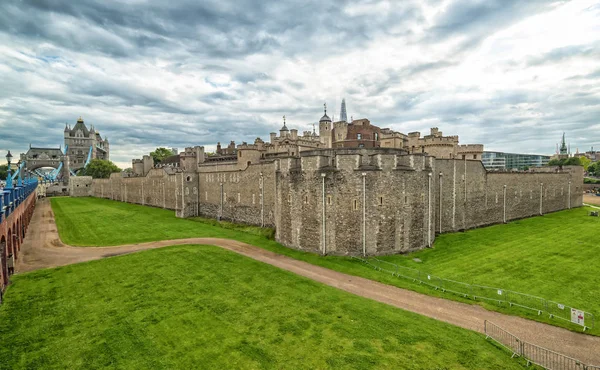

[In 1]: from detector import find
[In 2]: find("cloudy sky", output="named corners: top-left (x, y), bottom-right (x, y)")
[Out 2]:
top-left (1, 0), bottom-right (599, 168)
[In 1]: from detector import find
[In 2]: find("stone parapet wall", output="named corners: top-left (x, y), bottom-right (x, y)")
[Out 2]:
top-left (197, 161), bottom-right (276, 227)
top-left (69, 176), bottom-right (93, 197)
top-left (434, 160), bottom-right (583, 234)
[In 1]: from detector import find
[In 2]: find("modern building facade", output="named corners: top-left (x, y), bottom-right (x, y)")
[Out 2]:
top-left (482, 151), bottom-right (550, 170)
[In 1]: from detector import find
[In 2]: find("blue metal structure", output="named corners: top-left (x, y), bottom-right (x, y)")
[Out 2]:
top-left (84, 145), bottom-right (93, 168)
top-left (2, 150), bottom-right (38, 224)
top-left (1, 178), bottom-right (38, 224)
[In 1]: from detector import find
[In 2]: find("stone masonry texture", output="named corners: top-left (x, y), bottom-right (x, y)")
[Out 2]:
top-left (83, 148), bottom-right (584, 256)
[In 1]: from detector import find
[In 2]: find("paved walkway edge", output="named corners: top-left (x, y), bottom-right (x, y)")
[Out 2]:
top-left (14, 199), bottom-right (600, 365)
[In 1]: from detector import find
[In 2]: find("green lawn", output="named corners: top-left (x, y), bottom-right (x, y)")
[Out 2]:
top-left (0, 246), bottom-right (524, 369)
top-left (51, 197), bottom-right (600, 335)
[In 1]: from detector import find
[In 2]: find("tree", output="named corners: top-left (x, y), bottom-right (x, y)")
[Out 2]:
top-left (588, 162), bottom-right (600, 177)
top-left (547, 157), bottom-right (582, 167)
top-left (0, 165), bottom-right (7, 180)
top-left (564, 157), bottom-right (582, 166)
top-left (80, 159), bottom-right (121, 179)
top-left (579, 156), bottom-right (591, 171)
top-left (150, 147), bottom-right (173, 165)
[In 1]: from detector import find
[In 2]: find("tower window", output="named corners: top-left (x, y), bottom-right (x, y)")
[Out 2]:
top-left (378, 196), bottom-right (383, 206)
top-left (353, 199), bottom-right (358, 211)
top-left (357, 133), bottom-right (362, 140)
top-left (327, 195), bottom-right (332, 205)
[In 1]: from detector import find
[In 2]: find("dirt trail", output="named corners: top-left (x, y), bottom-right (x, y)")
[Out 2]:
top-left (15, 199), bottom-right (600, 365)
top-left (584, 193), bottom-right (600, 206)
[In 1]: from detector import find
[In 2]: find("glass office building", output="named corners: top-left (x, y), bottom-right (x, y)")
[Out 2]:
top-left (482, 151), bottom-right (551, 170)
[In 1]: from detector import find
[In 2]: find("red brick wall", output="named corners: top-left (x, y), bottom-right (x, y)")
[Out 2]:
top-left (0, 192), bottom-right (36, 293)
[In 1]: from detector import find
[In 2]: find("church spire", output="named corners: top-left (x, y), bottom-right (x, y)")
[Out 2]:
top-left (340, 98), bottom-right (348, 122)
top-left (559, 132), bottom-right (568, 155)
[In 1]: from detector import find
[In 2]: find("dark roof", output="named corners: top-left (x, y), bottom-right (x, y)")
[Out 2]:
top-left (320, 114), bottom-right (331, 122)
top-left (26, 147), bottom-right (64, 157)
top-left (70, 117), bottom-right (90, 136)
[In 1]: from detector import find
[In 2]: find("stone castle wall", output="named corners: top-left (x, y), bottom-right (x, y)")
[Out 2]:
top-left (275, 150), bottom-right (433, 256)
top-left (197, 161), bottom-right (277, 226)
top-left (91, 169), bottom-right (199, 218)
top-left (433, 160), bottom-right (582, 234)
top-left (69, 176), bottom-right (93, 197)
top-left (81, 149), bottom-right (584, 256)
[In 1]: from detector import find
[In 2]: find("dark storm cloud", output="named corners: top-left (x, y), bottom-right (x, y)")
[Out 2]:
top-left (430, 0), bottom-right (558, 37)
top-left (426, 0), bottom-right (564, 56)
top-left (1, 0), bottom-right (423, 60)
top-left (527, 42), bottom-right (600, 66)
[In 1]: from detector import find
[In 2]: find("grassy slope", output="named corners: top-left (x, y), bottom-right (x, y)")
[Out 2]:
top-left (0, 246), bottom-right (523, 370)
top-left (51, 197), bottom-right (600, 334)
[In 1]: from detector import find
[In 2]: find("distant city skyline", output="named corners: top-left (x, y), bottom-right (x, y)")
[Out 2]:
top-left (1, 0), bottom-right (599, 169)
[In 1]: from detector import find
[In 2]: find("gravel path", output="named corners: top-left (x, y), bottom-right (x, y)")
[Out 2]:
top-left (15, 199), bottom-right (600, 364)
top-left (584, 193), bottom-right (600, 206)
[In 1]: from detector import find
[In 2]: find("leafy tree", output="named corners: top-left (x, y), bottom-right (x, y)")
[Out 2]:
top-left (579, 156), bottom-right (591, 171)
top-left (80, 159), bottom-right (121, 179)
top-left (547, 157), bottom-right (582, 167)
top-left (588, 162), bottom-right (600, 177)
top-left (564, 157), bottom-right (582, 166)
top-left (0, 165), bottom-right (7, 180)
top-left (150, 147), bottom-right (174, 165)
top-left (547, 158), bottom-right (563, 166)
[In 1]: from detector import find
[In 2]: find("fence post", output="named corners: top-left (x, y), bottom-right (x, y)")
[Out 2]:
top-left (520, 340), bottom-right (524, 358)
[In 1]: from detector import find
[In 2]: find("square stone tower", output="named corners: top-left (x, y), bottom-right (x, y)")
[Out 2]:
top-left (64, 117), bottom-right (110, 172)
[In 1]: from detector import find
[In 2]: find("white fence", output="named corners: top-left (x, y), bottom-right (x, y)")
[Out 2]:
top-left (485, 321), bottom-right (598, 370)
top-left (353, 257), bottom-right (595, 330)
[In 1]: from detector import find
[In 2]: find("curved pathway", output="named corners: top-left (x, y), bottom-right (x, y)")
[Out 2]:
top-left (584, 194), bottom-right (600, 206)
top-left (15, 199), bottom-right (600, 365)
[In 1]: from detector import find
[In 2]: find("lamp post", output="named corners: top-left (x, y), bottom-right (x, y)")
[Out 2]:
top-left (5, 150), bottom-right (13, 190)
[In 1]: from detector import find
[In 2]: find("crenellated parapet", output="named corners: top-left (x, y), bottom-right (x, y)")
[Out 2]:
top-left (457, 144), bottom-right (484, 153)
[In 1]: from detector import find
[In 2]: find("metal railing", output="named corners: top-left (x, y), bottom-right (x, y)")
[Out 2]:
top-left (352, 256), bottom-right (595, 330)
top-left (1, 180), bottom-right (39, 224)
top-left (485, 320), bottom-right (598, 370)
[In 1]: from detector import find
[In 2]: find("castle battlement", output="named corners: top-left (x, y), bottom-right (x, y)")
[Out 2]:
top-left (457, 144), bottom-right (484, 153)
